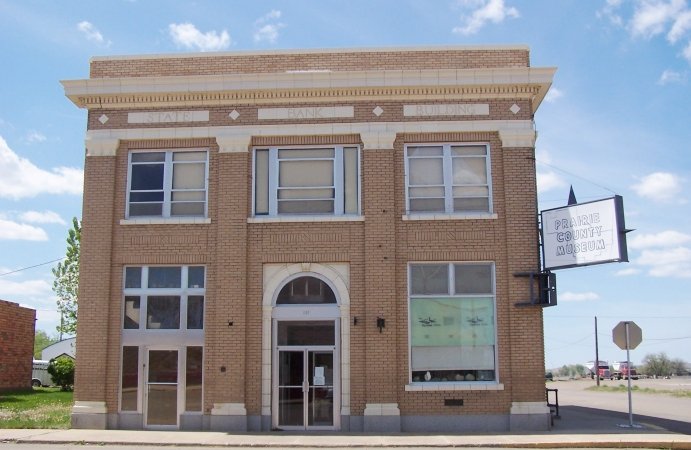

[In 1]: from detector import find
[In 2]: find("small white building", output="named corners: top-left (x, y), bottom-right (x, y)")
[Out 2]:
top-left (41, 337), bottom-right (76, 361)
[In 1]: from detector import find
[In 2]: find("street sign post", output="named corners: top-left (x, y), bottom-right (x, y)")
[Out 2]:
top-left (612, 321), bottom-right (643, 428)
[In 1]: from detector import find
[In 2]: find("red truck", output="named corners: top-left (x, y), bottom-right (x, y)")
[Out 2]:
top-left (610, 361), bottom-right (638, 380)
top-left (586, 361), bottom-right (611, 380)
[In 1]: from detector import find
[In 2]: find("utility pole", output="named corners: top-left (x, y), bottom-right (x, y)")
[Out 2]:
top-left (595, 316), bottom-right (600, 387)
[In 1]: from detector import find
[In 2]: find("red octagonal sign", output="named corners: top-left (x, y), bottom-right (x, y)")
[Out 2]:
top-left (612, 321), bottom-right (642, 350)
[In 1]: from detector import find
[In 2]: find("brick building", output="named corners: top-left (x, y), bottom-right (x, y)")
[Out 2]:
top-left (62, 46), bottom-right (556, 432)
top-left (0, 300), bottom-right (35, 391)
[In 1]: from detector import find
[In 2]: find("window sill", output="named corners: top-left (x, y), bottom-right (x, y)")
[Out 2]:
top-left (402, 213), bottom-right (498, 221)
top-left (248, 215), bottom-right (364, 224)
top-left (405, 382), bottom-right (504, 392)
top-left (121, 217), bottom-right (211, 225)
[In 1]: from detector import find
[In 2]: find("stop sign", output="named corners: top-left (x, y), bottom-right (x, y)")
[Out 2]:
top-left (613, 321), bottom-right (642, 350)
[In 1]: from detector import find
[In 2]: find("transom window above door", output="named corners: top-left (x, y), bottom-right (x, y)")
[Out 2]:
top-left (254, 146), bottom-right (360, 216)
top-left (277, 276), bottom-right (337, 305)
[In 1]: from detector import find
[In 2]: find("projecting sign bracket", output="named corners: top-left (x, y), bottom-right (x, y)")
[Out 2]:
top-left (513, 270), bottom-right (557, 308)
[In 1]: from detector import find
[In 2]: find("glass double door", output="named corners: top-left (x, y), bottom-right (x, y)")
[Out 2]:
top-left (278, 349), bottom-right (334, 429)
top-left (274, 320), bottom-right (338, 430)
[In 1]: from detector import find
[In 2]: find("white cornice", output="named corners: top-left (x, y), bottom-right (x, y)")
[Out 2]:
top-left (62, 67), bottom-right (556, 113)
top-left (83, 120), bottom-right (536, 156)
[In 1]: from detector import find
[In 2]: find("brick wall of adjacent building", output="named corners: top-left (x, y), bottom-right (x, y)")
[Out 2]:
top-left (72, 46), bottom-right (550, 427)
top-left (0, 300), bottom-right (35, 391)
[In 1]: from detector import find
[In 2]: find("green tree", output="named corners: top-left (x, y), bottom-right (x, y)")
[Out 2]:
top-left (34, 330), bottom-right (58, 359)
top-left (47, 356), bottom-right (75, 391)
top-left (641, 352), bottom-right (673, 377)
top-left (670, 358), bottom-right (688, 376)
top-left (52, 217), bottom-right (81, 337)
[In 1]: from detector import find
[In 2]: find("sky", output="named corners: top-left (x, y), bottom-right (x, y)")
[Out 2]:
top-left (0, 0), bottom-right (689, 370)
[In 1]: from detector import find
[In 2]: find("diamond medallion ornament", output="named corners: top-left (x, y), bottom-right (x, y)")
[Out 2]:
top-left (229, 110), bottom-right (240, 120)
top-left (98, 114), bottom-right (109, 124)
top-left (509, 104), bottom-right (521, 115)
top-left (373, 106), bottom-right (384, 117)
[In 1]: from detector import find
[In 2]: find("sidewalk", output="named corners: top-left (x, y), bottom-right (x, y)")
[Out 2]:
top-left (1, 428), bottom-right (690, 449)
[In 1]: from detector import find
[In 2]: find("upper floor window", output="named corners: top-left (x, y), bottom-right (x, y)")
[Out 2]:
top-left (405, 144), bottom-right (491, 214)
top-left (253, 146), bottom-right (359, 216)
top-left (127, 150), bottom-right (208, 218)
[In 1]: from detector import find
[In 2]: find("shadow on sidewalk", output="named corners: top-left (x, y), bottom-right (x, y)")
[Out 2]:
top-left (552, 405), bottom-right (691, 435)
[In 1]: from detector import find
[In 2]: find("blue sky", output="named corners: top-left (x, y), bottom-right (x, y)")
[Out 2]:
top-left (0, 0), bottom-right (689, 369)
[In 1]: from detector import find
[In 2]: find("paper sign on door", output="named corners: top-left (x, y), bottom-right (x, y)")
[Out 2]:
top-left (313, 366), bottom-right (325, 386)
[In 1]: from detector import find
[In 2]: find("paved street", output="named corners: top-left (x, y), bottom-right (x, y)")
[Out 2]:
top-left (548, 377), bottom-right (691, 434)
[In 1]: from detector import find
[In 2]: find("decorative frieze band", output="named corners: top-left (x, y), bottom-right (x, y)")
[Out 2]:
top-left (85, 120), bottom-right (537, 155)
top-left (258, 106), bottom-right (354, 120)
top-left (403, 104), bottom-right (489, 117)
top-left (128, 111), bottom-right (209, 124)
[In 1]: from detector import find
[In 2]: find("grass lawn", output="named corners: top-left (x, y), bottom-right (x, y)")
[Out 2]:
top-left (586, 384), bottom-right (691, 398)
top-left (0, 387), bottom-right (72, 428)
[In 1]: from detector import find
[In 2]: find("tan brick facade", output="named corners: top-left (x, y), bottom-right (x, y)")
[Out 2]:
top-left (64, 46), bottom-right (556, 432)
top-left (0, 300), bottom-right (35, 391)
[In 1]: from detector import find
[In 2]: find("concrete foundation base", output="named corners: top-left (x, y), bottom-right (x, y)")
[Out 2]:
top-left (509, 401), bottom-right (552, 431)
top-left (71, 401), bottom-right (107, 429)
top-left (363, 403), bottom-right (401, 432)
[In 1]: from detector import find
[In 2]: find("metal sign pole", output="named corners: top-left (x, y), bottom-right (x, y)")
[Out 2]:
top-left (626, 322), bottom-right (634, 427)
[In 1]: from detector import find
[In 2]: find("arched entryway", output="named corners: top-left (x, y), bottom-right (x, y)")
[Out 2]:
top-left (262, 264), bottom-right (350, 431)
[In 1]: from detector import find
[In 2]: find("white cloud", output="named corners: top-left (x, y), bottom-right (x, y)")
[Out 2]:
top-left (631, 171), bottom-right (684, 203)
top-left (684, 41), bottom-right (691, 62)
top-left (628, 230), bottom-right (691, 249)
top-left (0, 218), bottom-right (48, 241)
top-left (77, 21), bottom-right (111, 46)
top-left (535, 150), bottom-right (568, 194)
top-left (0, 135), bottom-right (83, 200)
top-left (0, 277), bottom-right (53, 298)
top-left (452, 0), bottom-right (519, 35)
top-left (657, 69), bottom-right (686, 84)
top-left (19, 210), bottom-right (66, 225)
top-left (624, 229), bottom-right (691, 278)
top-left (537, 171), bottom-right (567, 194)
top-left (603, 1), bottom-right (691, 64)
top-left (597, 0), bottom-right (625, 27)
top-left (630, 0), bottom-right (686, 39)
top-left (668, 9), bottom-right (691, 42)
top-left (26, 130), bottom-right (46, 144)
top-left (544, 87), bottom-right (564, 103)
top-left (254, 10), bottom-right (284, 44)
top-left (615, 267), bottom-right (642, 276)
top-left (168, 23), bottom-right (231, 52)
top-left (636, 247), bottom-right (691, 277)
top-left (560, 291), bottom-right (600, 302)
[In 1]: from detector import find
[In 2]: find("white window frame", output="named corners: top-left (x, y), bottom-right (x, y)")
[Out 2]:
top-left (118, 344), bottom-right (204, 418)
top-left (252, 145), bottom-right (361, 217)
top-left (120, 265), bottom-right (206, 417)
top-left (407, 262), bottom-right (499, 389)
top-left (126, 149), bottom-right (209, 219)
top-left (122, 266), bottom-right (206, 335)
top-left (404, 143), bottom-right (493, 216)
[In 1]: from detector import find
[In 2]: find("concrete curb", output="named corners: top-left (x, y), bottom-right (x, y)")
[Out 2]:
top-left (1, 429), bottom-right (691, 449)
